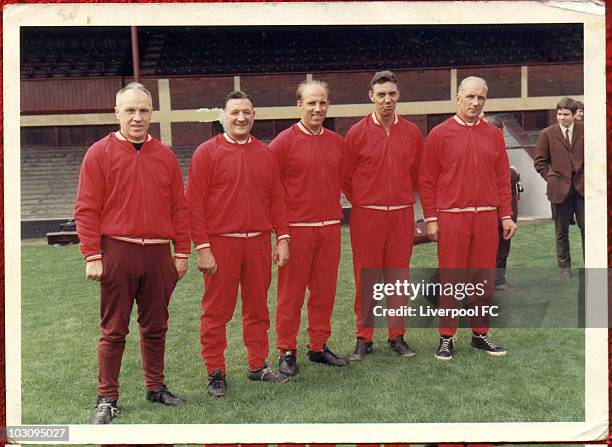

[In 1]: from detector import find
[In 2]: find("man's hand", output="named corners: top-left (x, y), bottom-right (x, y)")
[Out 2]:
top-left (197, 248), bottom-right (217, 276)
top-left (85, 260), bottom-right (103, 281)
top-left (426, 221), bottom-right (439, 242)
top-left (174, 257), bottom-right (188, 280)
top-left (273, 239), bottom-right (290, 267)
top-left (502, 218), bottom-right (517, 240)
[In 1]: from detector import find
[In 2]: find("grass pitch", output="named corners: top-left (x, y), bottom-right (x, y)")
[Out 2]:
top-left (21, 220), bottom-right (585, 424)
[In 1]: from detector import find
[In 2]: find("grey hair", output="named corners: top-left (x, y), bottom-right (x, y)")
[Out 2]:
top-left (116, 82), bottom-right (153, 105)
top-left (457, 76), bottom-right (488, 95)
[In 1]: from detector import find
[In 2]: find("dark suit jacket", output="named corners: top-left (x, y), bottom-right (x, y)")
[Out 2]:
top-left (534, 121), bottom-right (584, 204)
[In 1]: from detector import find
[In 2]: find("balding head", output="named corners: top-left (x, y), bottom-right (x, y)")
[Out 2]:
top-left (456, 76), bottom-right (488, 124)
top-left (296, 79), bottom-right (329, 101)
top-left (457, 76), bottom-right (488, 96)
top-left (114, 82), bottom-right (153, 142)
top-left (296, 80), bottom-right (330, 132)
top-left (116, 82), bottom-right (153, 108)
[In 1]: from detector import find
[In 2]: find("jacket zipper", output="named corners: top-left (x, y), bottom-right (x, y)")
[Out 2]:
top-left (467, 126), bottom-right (479, 209)
top-left (137, 148), bottom-right (148, 236)
top-left (313, 136), bottom-right (326, 215)
top-left (242, 147), bottom-right (251, 231)
top-left (385, 126), bottom-right (392, 203)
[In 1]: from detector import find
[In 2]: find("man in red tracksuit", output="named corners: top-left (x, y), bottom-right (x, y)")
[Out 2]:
top-left (419, 76), bottom-right (517, 361)
top-left (343, 70), bottom-right (424, 361)
top-left (187, 91), bottom-right (290, 398)
top-left (270, 80), bottom-right (348, 376)
top-left (74, 82), bottom-right (190, 424)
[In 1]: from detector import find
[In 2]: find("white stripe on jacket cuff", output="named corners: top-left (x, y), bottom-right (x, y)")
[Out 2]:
top-left (174, 253), bottom-right (190, 258)
top-left (277, 234), bottom-right (290, 241)
top-left (196, 243), bottom-right (211, 250)
top-left (86, 253), bottom-right (103, 262)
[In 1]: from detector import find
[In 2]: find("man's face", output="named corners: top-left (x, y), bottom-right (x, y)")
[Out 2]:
top-left (575, 109), bottom-right (584, 121)
top-left (115, 89), bottom-right (152, 142)
top-left (369, 82), bottom-right (399, 118)
top-left (298, 84), bottom-right (329, 130)
top-left (557, 108), bottom-right (575, 128)
top-left (456, 80), bottom-right (487, 123)
top-left (225, 98), bottom-right (255, 141)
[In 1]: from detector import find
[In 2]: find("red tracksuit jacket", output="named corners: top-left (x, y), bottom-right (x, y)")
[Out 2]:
top-left (270, 123), bottom-right (344, 223)
top-left (187, 133), bottom-right (289, 248)
top-left (343, 113), bottom-right (423, 206)
top-left (419, 117), bottom-right (512, 220)
top-left (74, 132), bottom-right (191, 261)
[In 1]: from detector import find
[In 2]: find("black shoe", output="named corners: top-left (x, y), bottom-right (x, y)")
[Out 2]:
top-left (349, 338), bottom-right (373, 361)
top-left (435, 336), bottom-right (455, 361)
top-left (207, 368), bottom-right (227, 398)
top-left (307, 345), bottom-right (348, 367)
top-left (247, 364), bottom-right (289, 383)
top-left (388, 336), bottom-right (416, 357)
top-left (90, 396), bottom-right (119, 424)
top-left (146, 385), bottom-right (186, 406)
top-left (560, 267), bottom-right (571, 278)
top-left (279, 350), bottom-right (298, 376)
top-left (471, 333), bottom-right (507, 356)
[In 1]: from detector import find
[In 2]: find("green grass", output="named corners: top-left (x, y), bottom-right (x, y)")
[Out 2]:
top-left (21, 220), bottom-right (585, 424)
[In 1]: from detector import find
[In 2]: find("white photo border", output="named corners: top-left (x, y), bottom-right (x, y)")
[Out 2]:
top-left (4, 1), bottom-right (608, 444)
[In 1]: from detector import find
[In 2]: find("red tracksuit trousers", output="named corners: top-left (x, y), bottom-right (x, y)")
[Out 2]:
top-left (200, 234), bottom-right (272, 374)
top-left (350, 207), bottom-right (414, 342)
top-left (98, 237), bottom-right (179, 401)
top-left (437, 211), bottom-right (498, 337)
top-left (275, 224), bottom-right (341, 353)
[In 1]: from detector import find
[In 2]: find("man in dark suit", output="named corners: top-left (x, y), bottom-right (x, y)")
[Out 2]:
top-left (534, 97), bottom-right (584, 278)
